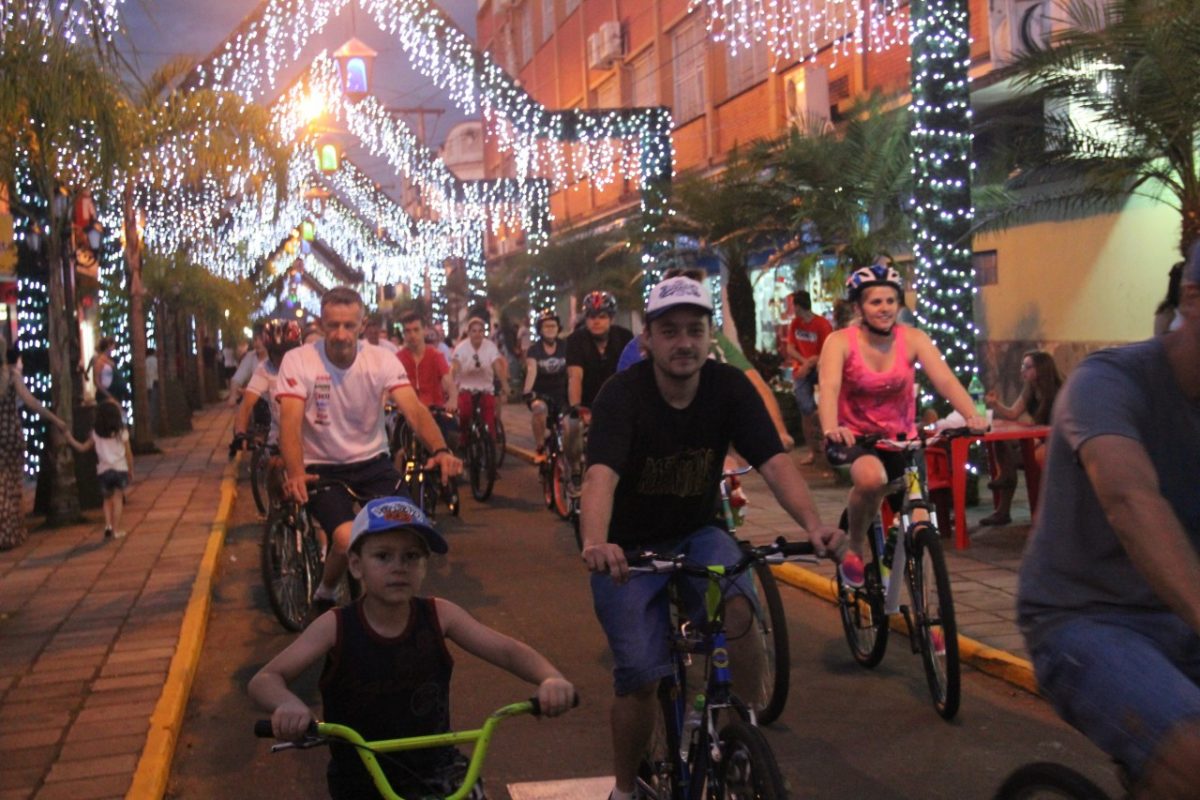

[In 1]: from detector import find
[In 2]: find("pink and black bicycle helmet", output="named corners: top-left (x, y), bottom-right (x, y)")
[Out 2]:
top-left (845, 262), bottom-right (903, 303)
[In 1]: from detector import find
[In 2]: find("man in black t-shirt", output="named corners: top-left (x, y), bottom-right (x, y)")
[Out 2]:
top-left (580, 276), bottom-right (844, 800)
top-left (563, 290), bottom-right (634, 486)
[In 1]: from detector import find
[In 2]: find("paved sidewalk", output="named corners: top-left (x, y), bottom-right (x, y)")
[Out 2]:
top-left (0, 404), bottom-right (236, 800)
top-left (498, 401), bottom-right (1038, 688)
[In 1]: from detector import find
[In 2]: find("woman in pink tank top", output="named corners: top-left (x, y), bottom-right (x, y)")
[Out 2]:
top-left (817, 263), bottom-right (988, 585)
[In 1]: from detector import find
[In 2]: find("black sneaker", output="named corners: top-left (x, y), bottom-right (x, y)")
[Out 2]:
top-left (304, 595), bottom-right (338, 627)
top-left (104, 527), bottom-right (114, 540)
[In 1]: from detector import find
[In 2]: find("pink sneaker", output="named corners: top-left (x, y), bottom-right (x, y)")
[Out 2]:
top-left (839, 552), bottom-right (865, 588)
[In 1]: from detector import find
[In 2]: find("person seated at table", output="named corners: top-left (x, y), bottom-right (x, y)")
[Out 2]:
top-left (819, 262), bottom-right (987, 586)
top-left (982, 350), bottom-right (1063, 526)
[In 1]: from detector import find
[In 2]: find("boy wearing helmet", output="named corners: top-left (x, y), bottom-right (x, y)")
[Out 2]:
top-left (249, 497), bottom-right (575, 800)
top-left (522, 310), bottom-right (568, 460)
top-left (564, 291), bottom-right (634, 486)
top-left (818, 261), bottom-right (987, 586)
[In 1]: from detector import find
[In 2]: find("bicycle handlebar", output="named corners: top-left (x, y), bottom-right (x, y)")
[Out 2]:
top-left (627, 537), bottom-right (817, 578)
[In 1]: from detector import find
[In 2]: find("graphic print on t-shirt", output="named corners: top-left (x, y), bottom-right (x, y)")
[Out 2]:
top-left (636, 448), bottom-right (716, 497)
top-left (314, 375), bottom-right (331, 426)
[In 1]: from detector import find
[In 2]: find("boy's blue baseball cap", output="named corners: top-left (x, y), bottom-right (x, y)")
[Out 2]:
top-left (348, 497), bottom-right (447, 554)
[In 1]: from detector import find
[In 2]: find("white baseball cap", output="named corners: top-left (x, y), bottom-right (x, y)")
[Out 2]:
top-left (645, 276), bottom-right (714, 322)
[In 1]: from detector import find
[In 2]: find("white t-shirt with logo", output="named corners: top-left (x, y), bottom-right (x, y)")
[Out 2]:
top-left (275, 340), bottom-right (410, 465)
top-left (452, 338), bottom-right (501, 394)
top-left (245, 360), bottom-right (281, 445)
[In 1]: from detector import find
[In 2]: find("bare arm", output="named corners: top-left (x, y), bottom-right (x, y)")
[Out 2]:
top-left (567, 366), bottom-right (583, 407)
top-left (493, 356), bottom-right (509, 398)
top-left (1081, 435), bottom-right (1200, 633)
top-left (440, 372), bottom-right (455, 406)
top-left (247, 612), bottom-right (338, 740)
top-left (579, 463), bottom-right (628, 580)
top-left (436, 599), bottom-right (574, 716)
top-left (758, 453), bottom-right (845, 557)
top-left (278, 396), bottom-right (308, 502)
top-left (391, 385), bottom-right (462, 481)
top-left (910, 329), bottom-right (986, 426)
top-left (234, 389), bottom-right (260, 436)
top-left (523, 358), bottom-right (538, 395)
top-left (817, 331), bottom-right (848, 442)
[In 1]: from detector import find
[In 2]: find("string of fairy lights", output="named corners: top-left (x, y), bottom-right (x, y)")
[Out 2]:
top-left (697, 0), bottom-right (908, 64)
top-left (0, 0), bottom-right (122, 53)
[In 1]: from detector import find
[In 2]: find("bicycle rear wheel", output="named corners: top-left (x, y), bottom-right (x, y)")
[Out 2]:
top-left (636, 680), bottom-right (683, 800)
top-left (714, 720), bottom-right (787, 800)
top-left (908, 522), bottom-right (960, 719)
top-left (836, 510), bottom-right (889, 667)
top-left (993, 762), bottom-right (1112, 800)
top-left (744, 562), bottom-right (790, 725)
top-left (261, 508), bottom-right (317, 632)
top-left (551, 454), bottom-right (571, 519)
top-left (467, 427), bottom-right (496, 501)
top-left (494, 416), bottom-right (507, 468)
top-left (250, 445), bottom-right (269, 516)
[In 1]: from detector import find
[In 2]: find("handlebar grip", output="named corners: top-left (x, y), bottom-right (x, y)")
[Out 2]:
top-left (254, 720), bottom-right (275, 738)
top-left (774, 537), bottom-right (815, 557)
top-left (528, 692), bottom-right (581, 716)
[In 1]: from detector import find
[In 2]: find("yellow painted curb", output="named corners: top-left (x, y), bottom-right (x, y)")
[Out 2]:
top-left (772, 562), bottom-right (1039, 696)
top-left (126, 454), bottom-right (240, 799)
top-left (506, 443), bottom-right (539, 464)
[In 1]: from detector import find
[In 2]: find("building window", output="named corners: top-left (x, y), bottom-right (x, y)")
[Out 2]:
top-left (726, 40), bottom-right (768, 98)
top-left (631, 48), bottom-right (656, 107)
top-left (565, 0), bottom-right (580, 16)
top-left (541, 0), bottom-right (554, 41)
top-left (672, 16), bottom-right (706, 124)
top-left (973, 250), bottom-right (998, 286)
top-left (518, 4), bottom-right (534, 66)
top-left (595, 75), bottom-right (620, 109)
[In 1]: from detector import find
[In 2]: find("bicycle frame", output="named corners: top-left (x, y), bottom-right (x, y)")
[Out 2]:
top-left (261, 701), bottom-right (537, 800)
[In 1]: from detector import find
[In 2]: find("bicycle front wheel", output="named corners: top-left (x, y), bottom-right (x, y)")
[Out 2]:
top-left (551, 454), bottom-right (572, 519)
top-left (992, 762), bottom-right (1112, 800)
top-left (715, 720), bottom-right (787, 800)
top-left (744, 562), bottom-right (790, 725)
top-left (261, 510), bottom-right (315, 632)
top-left (494, 417), bottom-right (507, 467)
top-left (635, 681), bottom-right (683, 800)
top-left (467, 428), bottom-right (496, 501)
top-left (908, 522), bottom-right (960, 719)
top-left (836, 511), bottom-right (889, 667)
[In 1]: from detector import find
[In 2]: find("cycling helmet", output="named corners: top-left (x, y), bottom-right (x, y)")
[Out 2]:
top-left (264, 319), bottom-right (302, 366)
top-left (845, 262), bottom-right (903, 303)
top-left (536, 309), bottom-right (561, 334)
top-left (581, 290), bottom-right (617, 318)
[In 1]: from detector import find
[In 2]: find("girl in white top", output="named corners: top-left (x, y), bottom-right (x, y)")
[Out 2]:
top-left (67, 401), bottom-right (133, 540)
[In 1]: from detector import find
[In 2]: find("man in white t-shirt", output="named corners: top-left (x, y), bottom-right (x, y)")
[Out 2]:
top-left (363, 316), bottom-right (399, 354)
top-left (277, 287), bottom-right (462, 618)
top-left (451, 316), bottom-right (508, 443)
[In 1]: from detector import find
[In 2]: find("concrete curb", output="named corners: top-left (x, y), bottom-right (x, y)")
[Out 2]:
top-left (772, 562), bottom-right (1038, 695)
top-left (125, 455), bottom-right (240, 799)
top-left (509, 439), bottom-right (1040, 695)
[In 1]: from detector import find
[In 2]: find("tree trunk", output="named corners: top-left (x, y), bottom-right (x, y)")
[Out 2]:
top-left (193, 315), bottom-right (207, 405)
top-left (155, 299), bottom-right (170, 435)
top-left (44, 213), bottom-right (80, 525)
top-left (123, 185), bottom-right (155, 451)
top-left (724, 252), bottom-right (758, 358)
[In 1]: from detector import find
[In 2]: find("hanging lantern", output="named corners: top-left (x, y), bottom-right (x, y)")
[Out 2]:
top-left (333, 37), bottom-right (378, 102)
top-left (314, 136), bottom-right (340, 174)
top-left (301, 219), bottom-right (316, 241)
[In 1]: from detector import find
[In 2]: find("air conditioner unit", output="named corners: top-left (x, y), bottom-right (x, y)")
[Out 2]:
top-left (784, 66), bottom-right (831, 132)
top-left (587, 21), bottom-right (623, 70)
top-left (989, 0), bottom-right (1048, 67)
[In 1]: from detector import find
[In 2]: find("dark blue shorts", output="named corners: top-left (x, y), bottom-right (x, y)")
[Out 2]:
top-left (97, 469), bottom-right (129, 498)
top-left (1031, 610), bottom-right (1200, 781)
top-left (306, 455), bottom-right (407, 535)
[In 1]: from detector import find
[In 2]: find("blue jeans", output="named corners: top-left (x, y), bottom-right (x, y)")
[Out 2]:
top-left (590, 526), bottom-right (753, 696)
top-left (792, 370), bottom-right (818, 416)
top-left (1030, 610), bottom-right (1200, 781)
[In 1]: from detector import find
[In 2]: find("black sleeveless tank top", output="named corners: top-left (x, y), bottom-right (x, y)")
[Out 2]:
top-left (320, 597), bottom-right (455, 799)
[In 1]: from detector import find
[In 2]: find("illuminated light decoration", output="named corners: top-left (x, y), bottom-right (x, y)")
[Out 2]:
top-left (17, 276), bottom-right (51, 479)
top-left (304, 185), bottom-right (331, 215)
top-left (332, 37), bottom-right (377, 102)
top-left (908, 0), bottom-right (977, 411)
top-left (698, 0), bottom-right (908, 64)
top-left (315, 137), bottom-right (340, 173)
top-left (301, 219), bottom-right (316, 241)
top-left (0, 0), bottom-right (123, 53)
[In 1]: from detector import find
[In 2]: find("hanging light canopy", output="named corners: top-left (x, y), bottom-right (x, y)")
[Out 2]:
top-left (332, 36), bottom-right (378, 102)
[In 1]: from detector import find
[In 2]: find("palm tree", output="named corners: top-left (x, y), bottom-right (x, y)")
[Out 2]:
top-left (0, 20), bottom-right (125, 524)
top-left (977, 0), bottom-right (1200, 257)
top-left (115, 57), bottom-right (286, 450)
top-left (509, 228), bottom-right (643, 318)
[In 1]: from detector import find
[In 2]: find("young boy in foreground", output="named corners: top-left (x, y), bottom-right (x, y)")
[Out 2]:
top-left (249, 497), bottom-right (575, 799)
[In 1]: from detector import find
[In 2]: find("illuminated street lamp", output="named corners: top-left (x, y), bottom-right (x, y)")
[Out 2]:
top-left (333, 37), bottom-right (377, 102)
top-left (314, 135), bottom-right (340, 174)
